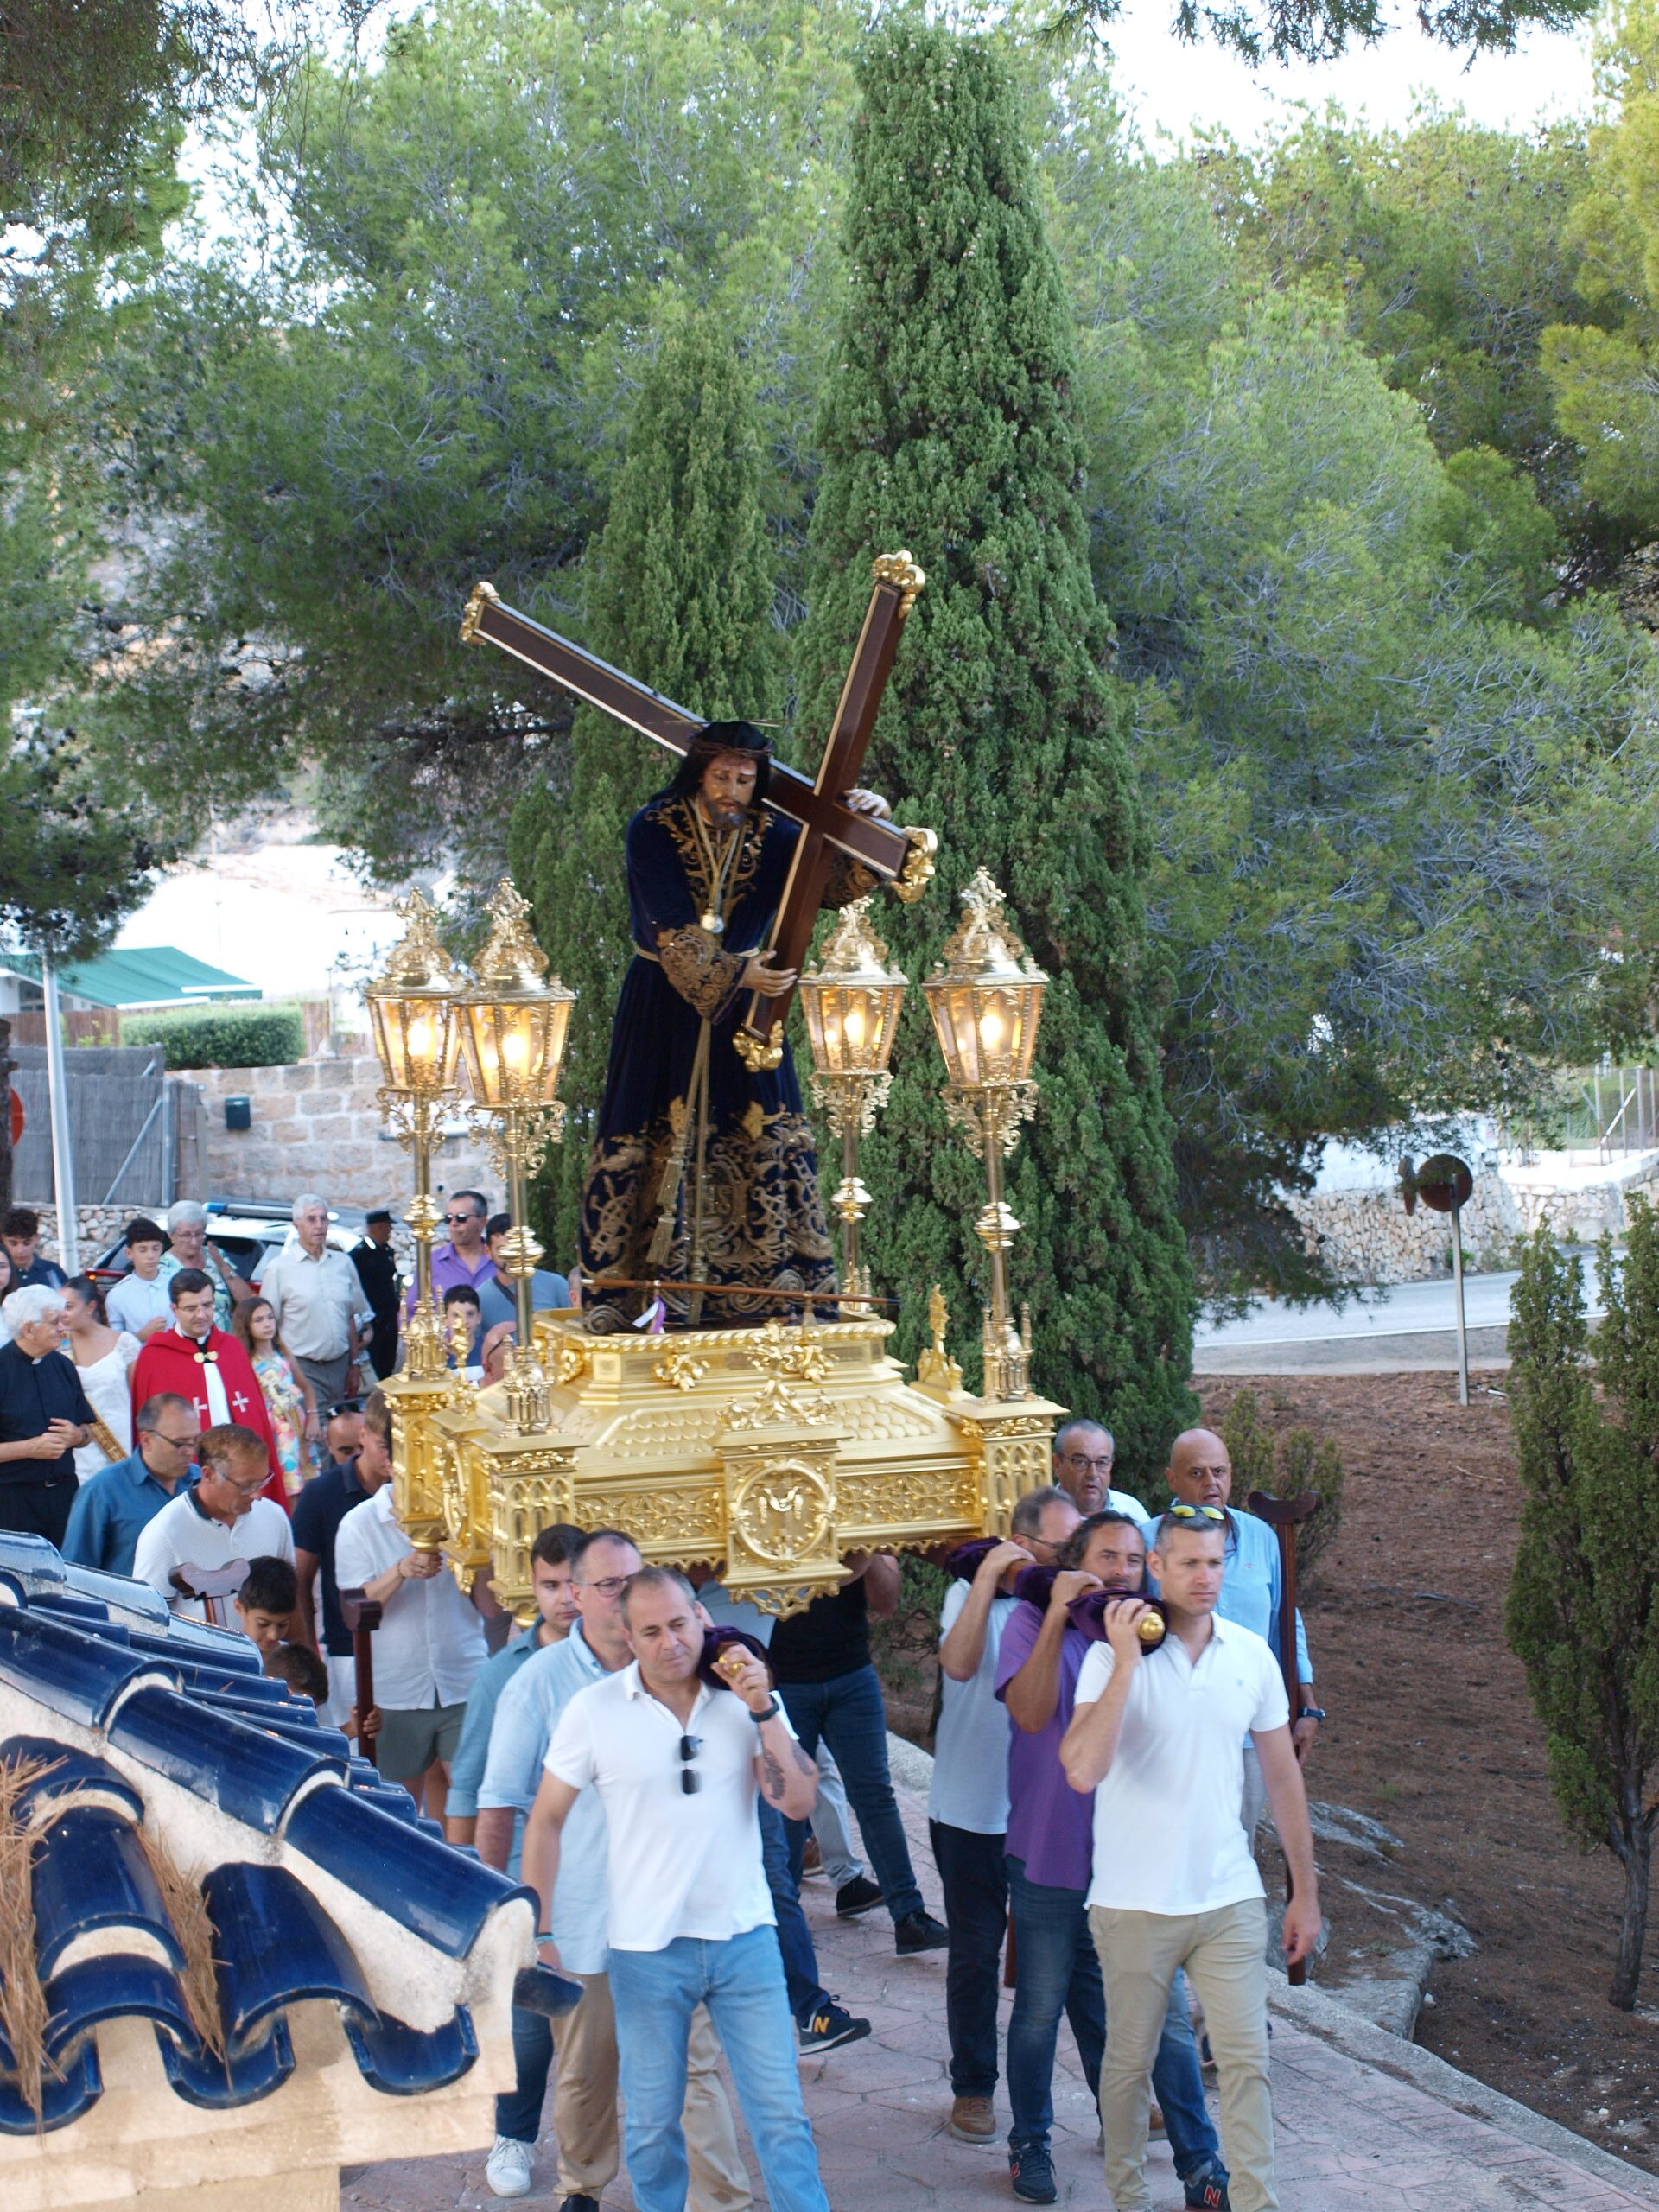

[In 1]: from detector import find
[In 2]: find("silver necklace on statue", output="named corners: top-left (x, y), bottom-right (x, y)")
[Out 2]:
top-left (693, 807), bottom-right (739, 936)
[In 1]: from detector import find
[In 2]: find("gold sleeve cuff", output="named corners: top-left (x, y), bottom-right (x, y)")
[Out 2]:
top-left (658, 926), bottom-right (747, 1019)
top-left (823, 852), bottom-right (880, 909)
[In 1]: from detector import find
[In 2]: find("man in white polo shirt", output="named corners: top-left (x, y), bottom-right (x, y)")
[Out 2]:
top-left (334, 1427), bottom-right (488, 1801)
top-left (523, 1567), bottom-right (830, 2212)
top-left (131, 1422), bottom-right (293, 1625)
top-left (1061, 1503), bottom-right (1320, 2212)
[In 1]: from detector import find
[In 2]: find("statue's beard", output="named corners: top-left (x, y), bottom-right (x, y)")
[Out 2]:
top-left (700, 797), bottom-right (747, 830)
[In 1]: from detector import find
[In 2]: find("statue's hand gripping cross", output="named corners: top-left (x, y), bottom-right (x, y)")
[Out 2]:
top-left (461, 553), bottom-right (936, 1066)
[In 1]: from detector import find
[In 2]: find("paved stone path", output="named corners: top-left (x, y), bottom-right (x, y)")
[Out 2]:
top-left (344, 1773), bottom-right (1659, 2212)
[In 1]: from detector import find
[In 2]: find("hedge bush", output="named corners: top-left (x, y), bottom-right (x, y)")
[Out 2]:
top-left (122, 1003), bottom-right (304, 1069)
top-left (1219, 1387), bottom-right (1346, 1582)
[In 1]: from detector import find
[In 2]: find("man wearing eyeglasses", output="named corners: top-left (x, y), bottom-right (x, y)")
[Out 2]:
top-left (475, 1529), bottom-right (751, 2212)
top-left (1052, 1421), bottom-right (1147, 1526)
top-left (1162, 1430), bottom-right (1319, 1841)
top-left (63, 1391), bottom-right (202, 1577)
top-left (525, 1567), bottom-right (831, 2212)
top-left (131, 1422), bottom-right (294, 1625)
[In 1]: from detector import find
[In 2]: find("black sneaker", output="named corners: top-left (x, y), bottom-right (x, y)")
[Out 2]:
top-left (836, 1874), bottom-right (885, 1917)
top-left (1185, 2166), bottom-right (1232, 2212)
top-left (1008, 2144), bottom-right (1058, 2204)
top-left (893, 1909), bottom-right (950, 1955)
top-left (559, 2198), bottom-right (600, 2212)
top-left (798, 1999), bottom-right (873, 2051)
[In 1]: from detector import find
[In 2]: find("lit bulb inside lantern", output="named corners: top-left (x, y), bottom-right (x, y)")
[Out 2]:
top-left (978, 1004), bottom-right (1006, 1058)
top-left (408, 1015), bottom-right (434, 1068)
top-left (503, 1028), bottom-right (531, 1076)
top-left (845, 1001), bottom-right (867, 1055)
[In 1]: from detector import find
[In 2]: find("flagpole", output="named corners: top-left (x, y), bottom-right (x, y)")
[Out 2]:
top-left (41, 950), bottom-right (79, 1275)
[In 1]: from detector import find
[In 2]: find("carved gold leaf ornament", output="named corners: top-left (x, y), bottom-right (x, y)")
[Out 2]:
top-left (872, 549), bottom-right (927, 617)
top-left (731, 1461), bottom-right (836, 1567)
top-left (460, 578), bottom-right (501, 645)
top-left (654, 1344), bottom-right (709, 1393)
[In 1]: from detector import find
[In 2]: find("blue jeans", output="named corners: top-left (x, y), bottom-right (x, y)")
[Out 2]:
top-left (760, 1796), bottom-right (830, 2022)
top-left (1005, 1856), bottom-right (1220, 2183)
top-left (495, 2001), bottom-right (554, 2144)
top-left (607, 1927), bottom-right (830, 2212)
top-left (777, 1664), bottom-right (924, 1922)
top-left (930, 1820), bottom-right (1007, 2096)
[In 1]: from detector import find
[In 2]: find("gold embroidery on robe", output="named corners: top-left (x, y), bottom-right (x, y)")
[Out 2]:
top-left (657, 925), bottom-right (747, 1019)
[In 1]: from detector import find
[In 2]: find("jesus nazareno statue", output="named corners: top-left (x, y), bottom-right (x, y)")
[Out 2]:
top-left (581, 718), bottom-right (893, 1333)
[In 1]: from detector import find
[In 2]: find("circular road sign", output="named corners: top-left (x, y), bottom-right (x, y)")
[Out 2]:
top-left (1414, 1153), bottom-right (1473, 1214)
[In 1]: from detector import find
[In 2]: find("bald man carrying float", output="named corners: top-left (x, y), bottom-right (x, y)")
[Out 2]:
top-left (1161, 1430), bottom-right (1321, 1840)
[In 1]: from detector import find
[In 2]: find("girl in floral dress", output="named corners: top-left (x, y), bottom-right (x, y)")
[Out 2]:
top-left (236, 1296), bottom-right (318, 1498)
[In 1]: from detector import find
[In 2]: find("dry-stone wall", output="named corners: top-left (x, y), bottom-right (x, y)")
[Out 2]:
top-left (1287, 1179), bottom-right (1524, 1286)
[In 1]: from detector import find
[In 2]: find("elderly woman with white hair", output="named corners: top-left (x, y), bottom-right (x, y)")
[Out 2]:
top-left (160, 1199), bottom-right (254, 1332)
top-left (0, 1282), bottom-right (94, 1545)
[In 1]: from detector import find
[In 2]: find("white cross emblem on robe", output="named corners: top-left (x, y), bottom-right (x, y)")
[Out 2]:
top-left (232, 1390), bottom-right (250, 1414)
top-left (192, 1397), bottom-right (208, 1421)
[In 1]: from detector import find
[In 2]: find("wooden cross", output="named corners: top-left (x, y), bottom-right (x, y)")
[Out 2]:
top-left (461, 553), bottom-right (936, 1068)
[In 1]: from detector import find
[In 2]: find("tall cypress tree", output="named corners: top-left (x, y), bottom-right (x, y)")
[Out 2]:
top-left (793, 19), bottom-right (1193, 1479)
top-left (508, 318), bottom-right (779, 1263)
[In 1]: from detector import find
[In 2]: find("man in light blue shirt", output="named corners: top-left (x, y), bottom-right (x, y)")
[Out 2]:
top-left (1158, 1428), bottom-right (1321, 1836)
top-left (443, 1522), bottom-right (582, 1848)
top-left (1052, 1420), bottom-right (1154, 1533)
top-left (473, 1529), bottom-right (750, 2212)
top-left (61, 1395), bottom-right (200, 1576)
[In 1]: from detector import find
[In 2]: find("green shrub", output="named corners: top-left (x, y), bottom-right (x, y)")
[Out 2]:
top-left (122, 1002), bottom-right (303, 1068)
top-left (1220, 1387), bottom-right (1345, 1581)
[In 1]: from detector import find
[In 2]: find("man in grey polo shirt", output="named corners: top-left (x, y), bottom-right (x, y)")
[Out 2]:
top-left (474, 1529), bottom-right (749, 2212)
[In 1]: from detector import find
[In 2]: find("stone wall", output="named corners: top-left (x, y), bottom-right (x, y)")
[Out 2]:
top-left (30, 1205), bottom-right (136, 1269)
top-left (188, 1059), bottom-right (501, 1212)
top-left (1287, 1179), bottom-right (1524, 1286)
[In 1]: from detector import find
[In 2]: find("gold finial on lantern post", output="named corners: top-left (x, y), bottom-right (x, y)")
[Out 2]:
top-left (798, 898), bottom-right (908, 1311)
top-left (923, 871), bottom-right (1048, 1402)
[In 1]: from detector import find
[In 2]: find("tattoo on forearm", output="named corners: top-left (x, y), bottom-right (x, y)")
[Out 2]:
top-left (760, 1750), bottom-right (786, 1801)
top-left (791, 1740), bottom-right (816, 1777)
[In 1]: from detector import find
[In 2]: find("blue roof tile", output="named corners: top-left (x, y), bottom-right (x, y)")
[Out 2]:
top-left (0, 1535), bottom-right (578, 2135)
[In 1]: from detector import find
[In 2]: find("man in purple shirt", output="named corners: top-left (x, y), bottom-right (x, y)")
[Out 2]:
top-left (407, 1191), bottom-right (497, 1318)
top-left (995, 1494), bottom-right (1225, 2210)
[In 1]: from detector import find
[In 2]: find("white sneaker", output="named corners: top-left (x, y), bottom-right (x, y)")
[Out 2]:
top-left (486, 2137), bottom-right (533, 2198)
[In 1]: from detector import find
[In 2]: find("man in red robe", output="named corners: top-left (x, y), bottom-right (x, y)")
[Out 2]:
top-left (130, 1268), bottom-right (288, 1512)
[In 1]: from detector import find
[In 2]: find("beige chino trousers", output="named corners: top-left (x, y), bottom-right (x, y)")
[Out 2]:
top-left (550, 1971), bottom-right (752, 2210)
top-left (1089, 1897), bottom-right (1274, 2212)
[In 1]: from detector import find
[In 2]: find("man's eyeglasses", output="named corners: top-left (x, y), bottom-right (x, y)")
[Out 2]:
top-left (582, 1573), bottom-right (632, 1598)
top-left (1062, 1454), bottom-right (1115, 1472)
top-left (443, 1211), bottom-right (477, 1225)
top-left (1165, 1503), bottom-right (1227, 1526)
top-left (677, 1734), bottom-right (702, 1795)
top-left (142, 1428), bottom-right (200, 1451)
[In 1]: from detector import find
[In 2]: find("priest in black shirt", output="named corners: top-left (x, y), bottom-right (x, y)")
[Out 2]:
top-left (768, 1552), bottom-right (949, 1957)
top-left (0, 1284), bottom-right (94, 1545)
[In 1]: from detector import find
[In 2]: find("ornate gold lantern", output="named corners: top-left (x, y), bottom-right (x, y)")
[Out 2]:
top-left (923, 870), bottom-right (1048, 1400)
top-left (455, 881), bottom-right (575, 1432)
top-left (798, 898), bottom-right (907, 1304)
top-left (365, 890), bottom-right (465, 1383)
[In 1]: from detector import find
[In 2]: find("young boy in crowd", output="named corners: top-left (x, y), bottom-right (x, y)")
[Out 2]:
top-left (264, 1637), bottom-right (382, 1748)
top-left (234, 1554), bottom-right (299, 1657)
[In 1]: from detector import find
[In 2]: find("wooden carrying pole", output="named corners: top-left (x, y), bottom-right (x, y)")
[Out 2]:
top-left (1243, 1488), bottom-right (1319, 1986)
top-left (338, 1588), bottom-right (383, 1770)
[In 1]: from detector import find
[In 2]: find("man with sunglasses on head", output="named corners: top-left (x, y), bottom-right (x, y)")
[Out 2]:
top-left (474, 1530), bottom-right (751, 2212)
top-left (1162, 1430), bottom-right (1320, 1841)
top-left (524, 1566), bottom-right (831, 2212)
top-left (1064, 1503), bottom-right (1321, 2212)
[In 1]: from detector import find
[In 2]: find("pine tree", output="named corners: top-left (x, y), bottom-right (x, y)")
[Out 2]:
top-left (791, 17), bottom-right (1193, 1480)
top-left (1505, 1211), bottom-right (1659, 2010)
top-left (508, 318), bottom-right (779, 1262)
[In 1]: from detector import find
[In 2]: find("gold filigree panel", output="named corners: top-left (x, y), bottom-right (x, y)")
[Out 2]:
top-left (579, 1484), bottom-right (726, 1550)
top-left (840, 1467), bottom-right (981, 1529)
top-left (730, 1462), bottom-right (835, 1567)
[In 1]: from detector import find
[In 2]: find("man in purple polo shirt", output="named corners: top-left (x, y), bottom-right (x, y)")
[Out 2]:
top-left (995, 1495), bottom-right (1225, 2211)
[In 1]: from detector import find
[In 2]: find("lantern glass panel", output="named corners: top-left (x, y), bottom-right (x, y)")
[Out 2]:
top-left (370, 990), bottom-right (461, 1094)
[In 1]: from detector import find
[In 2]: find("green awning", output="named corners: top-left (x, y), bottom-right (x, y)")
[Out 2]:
top-left (0, 947), bottom-right (258, 1008)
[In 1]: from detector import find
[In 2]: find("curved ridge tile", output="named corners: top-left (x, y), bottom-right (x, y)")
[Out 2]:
top-left (283, 1785), bottom-right (530, 1960)
top-left (343, 2005), bottom-right (478, 2097)
top-left (0, 1738), bottom-right (144, 1826)
top-left (42, 1953), bottom-right (198, 2056)
top-left (0, 2038), bottom-right (100, 2136)
top-left (0, 1607), bottom-right (176, 1729)
top-left (0, 1532), bottom-right (67, 1588)
top-left (61, 1562), bottom-right (170, 1627)
top-left (28, 1592), bottom-right (114, 1626)
top-left (108, 1685), bottom-right (346, 1831)
top-left (201, 1861), bottom-right (372, 2043)
top-left (32, 1805), bottom-right (181, 1980)
top-left (125, 1634), bottom-right (287, 1697)
top-left (161, 2015), bottom-right (294, 2111)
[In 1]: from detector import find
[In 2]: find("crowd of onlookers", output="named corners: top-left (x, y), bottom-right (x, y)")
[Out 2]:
top-left (0, 1193), bottom-right (1325, 2212)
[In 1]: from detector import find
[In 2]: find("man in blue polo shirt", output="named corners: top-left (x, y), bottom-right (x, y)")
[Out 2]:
top-left (62, 1392), bottom-right (200, 1575)
top-left (1160, 1429), bottom-right (1321, 1838)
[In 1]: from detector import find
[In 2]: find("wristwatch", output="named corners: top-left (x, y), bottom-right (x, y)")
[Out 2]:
top-left (747, 1699), bottom-right (780, 1723)
top-left (1298, 1705), bottom-right (1327, 1723)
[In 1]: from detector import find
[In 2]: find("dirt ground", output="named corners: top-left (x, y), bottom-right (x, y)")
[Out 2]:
top-left (876, 1372), bottom-right (1659, 2172)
